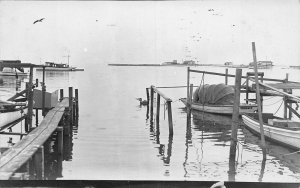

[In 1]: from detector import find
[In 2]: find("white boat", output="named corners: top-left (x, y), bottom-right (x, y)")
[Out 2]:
top-left (36, 62), bottom-right (76, 71)
top-left (180, 98), bottom-right (258, 115)
top-left (242, 113), bottom-right (300, 149)
top-left (0, 101), bottom-right (27, 131)
top-left (0, 67), bottom-right (28, 76)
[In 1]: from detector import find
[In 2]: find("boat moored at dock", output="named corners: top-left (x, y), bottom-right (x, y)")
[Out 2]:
top-left (242, 113), bottom-right (300, 150)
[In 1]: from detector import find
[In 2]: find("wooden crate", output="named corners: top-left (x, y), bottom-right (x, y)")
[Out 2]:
top-left (33, 89), bottom-right (58, 109)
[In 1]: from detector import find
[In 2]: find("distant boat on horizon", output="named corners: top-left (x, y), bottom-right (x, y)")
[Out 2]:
top-left (249, 61), bottom-right (274, 69)
top-left (36, 62), bottom-right (76, 71)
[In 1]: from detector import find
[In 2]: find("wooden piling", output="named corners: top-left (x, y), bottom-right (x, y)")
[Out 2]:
top-left (146, 88), bottom-right (150, 105)
top-left (42, 67), bottom-right (46, 117)
top-left (27, 66), bottom-right (34, 131)
top-left (252, 42), bottom-right (266, 158)
top-left (75, 89), bottom-right (79, 119)
top-left (187, 67), bottom-right (190, 101)
top-left (35, 109), bottom-right (39, 127)
top-left (150, 86), bottom-right (154, 119)
top-left (225, 68), bottom-right (228, 85)
top-left (156, 94), bottom-right (160, 124)
top-left (284, 73), bottom-right (289, 119)
top-left (167, 101), bottom-right (173, 135)
top-left (246, 73), bottom-right (249, 104)
top-left (60, 89), bottom-right (64, 101)
top-left (56, 127), bottom-right (63, 155)
top-left (187, 84), bottom-right (193, 118)
top-left (69, 87), bottom-right (73, 125)
top-left (34, 146), bottom-right (44, 180)
top-left (229, 69), bottom-right (242, 160)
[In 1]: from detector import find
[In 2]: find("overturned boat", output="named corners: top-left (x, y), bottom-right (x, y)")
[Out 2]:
top-left (181, 83), bottom-right (257, 115)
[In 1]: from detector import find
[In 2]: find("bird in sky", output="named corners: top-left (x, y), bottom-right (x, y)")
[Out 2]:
top-left (33, 18), bottom-right (45, 24)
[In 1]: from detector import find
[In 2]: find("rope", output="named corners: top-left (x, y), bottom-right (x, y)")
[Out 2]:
top-left (263, 98), bottom-right (284, 106)
top-left (274, 100), bottom-right (283, 115)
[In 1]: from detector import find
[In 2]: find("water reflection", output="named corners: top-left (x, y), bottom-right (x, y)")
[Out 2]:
top-left (149, 113), bottom-right (173, 168)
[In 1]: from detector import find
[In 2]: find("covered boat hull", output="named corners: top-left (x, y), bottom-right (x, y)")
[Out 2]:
top-left (0, 72), bottom-right (28, 76)
top-left (0, 108), bottom-right (27, 130)
top-left (180, 98), bottom-right (257, 115)
top-left (242, 114), bottom-right (300, 149)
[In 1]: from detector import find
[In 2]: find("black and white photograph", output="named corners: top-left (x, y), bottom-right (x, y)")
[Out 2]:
top-left (0, 0), bottom-right (300, 187)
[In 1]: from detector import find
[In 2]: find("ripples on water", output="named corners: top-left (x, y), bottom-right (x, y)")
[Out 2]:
top-left (0, 66), bottom-right (299, 181)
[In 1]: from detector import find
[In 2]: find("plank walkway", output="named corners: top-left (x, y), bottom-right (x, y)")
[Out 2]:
top-left (0, 98), bottom-right (69, 180)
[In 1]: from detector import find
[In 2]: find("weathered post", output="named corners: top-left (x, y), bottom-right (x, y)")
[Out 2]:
top-left (42, 66), bottom-right (46, 117)
top-left (60, 89), bottom-right (64, 101)
top-left (27, 66), bottom-right (34, 131)
top-left (69, 87), bottom-right (73, 125)
top-left (284, 73), bottom-right (289, 119)
top-left (252, 42), bottom-right (266, 159)
top-left (146, 88), bottom-right (150, 105)
top-left (150, 86), bottom-right (154, 120)
top-left (75, 89), bottom-right (79, 119)
top-left (225, 68), bottom-right (228, 85)
top-left (34, 146), bottom-right (44, 180)
top-left (35, 109), bottom-right (39, 127)
top-left (167, 100), bottom-right (173, 135)
top-left (56, 126), bottom-right (64, 154)
top-left (187, 67), bottom-right (190, 101)
top-left (246, 73), bottom-right (249, 104)
top-left (187, 84), bottom-right (193, 119)
top-left (156, 93), bottom-right (160, 125)
top-left (229, 69), bottom-right (242, 172)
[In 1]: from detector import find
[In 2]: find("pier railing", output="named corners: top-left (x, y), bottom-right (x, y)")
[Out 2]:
top-left (148, 85), bottom-right (173, 135)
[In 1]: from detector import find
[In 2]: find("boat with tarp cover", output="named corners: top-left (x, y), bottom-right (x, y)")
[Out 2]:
top-left (180, 83), bottom-right (258, 115)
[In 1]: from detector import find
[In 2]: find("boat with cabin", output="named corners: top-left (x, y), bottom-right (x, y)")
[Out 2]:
top-left (249, 61), bottom-right (274, 69)
top-left (36, 62), bottom-right (76, 71)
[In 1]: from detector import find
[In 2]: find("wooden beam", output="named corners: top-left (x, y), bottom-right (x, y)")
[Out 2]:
top-left (152, 86), bottom-right (172, 102)
top-left (252, 42), bottom-right (266, 157)
top-left (286, 104), bottom-right (300, 119)
top-left (249, 78), bottom-right (300, 102)
top-left (190, 69), bottom-right (290, 83)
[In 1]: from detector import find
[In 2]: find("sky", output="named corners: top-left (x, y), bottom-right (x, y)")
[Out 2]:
top-left (0, 0), bottom-right (299, 67)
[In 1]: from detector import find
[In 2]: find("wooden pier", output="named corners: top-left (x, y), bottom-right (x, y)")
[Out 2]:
top-left (0, 87), bottom-right (79, 180)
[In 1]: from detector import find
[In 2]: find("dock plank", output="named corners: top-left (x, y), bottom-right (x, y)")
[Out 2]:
top-left (0, 98), bottom-right (69, 179)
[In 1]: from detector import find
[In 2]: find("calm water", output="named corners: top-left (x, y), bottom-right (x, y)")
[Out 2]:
top-left (0, 65), bottom-right (300, 181)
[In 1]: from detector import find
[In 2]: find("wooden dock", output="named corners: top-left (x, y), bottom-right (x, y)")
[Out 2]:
top-left (0, 95), bottom-right (77, 180)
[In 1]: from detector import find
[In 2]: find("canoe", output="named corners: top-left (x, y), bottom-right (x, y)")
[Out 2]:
top-left (0, 102), bottom-right (27, 131)
top-left (180, 98), bottom-right (258, 115)
top-left (242, 113), bottom-right (300, 150)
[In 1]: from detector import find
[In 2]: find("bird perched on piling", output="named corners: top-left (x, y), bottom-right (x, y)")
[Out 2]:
top-left (136, 98), bottom-right (148, 106)
top-left (33, 18), bottom-right (45, 24)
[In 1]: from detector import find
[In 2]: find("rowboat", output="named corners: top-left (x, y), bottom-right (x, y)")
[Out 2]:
top-left (180, 98), bottom-right (258, 115)
top-left (242, 113), bottom-right (300, 150)
top-left (0, 101), bottom-right (27, 131)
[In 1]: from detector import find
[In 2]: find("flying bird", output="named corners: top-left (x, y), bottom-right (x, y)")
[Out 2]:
top-left (33, 18), bottom-right (45, 24)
